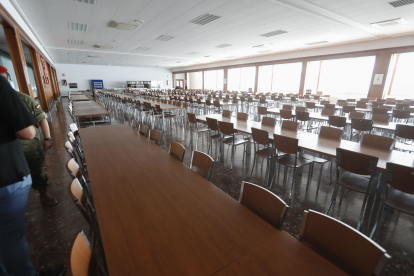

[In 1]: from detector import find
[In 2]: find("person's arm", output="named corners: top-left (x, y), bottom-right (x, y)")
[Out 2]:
top-left (16, 125), bottom-right (36, 140)
top-left (39, 119), bottom-right (52, 151)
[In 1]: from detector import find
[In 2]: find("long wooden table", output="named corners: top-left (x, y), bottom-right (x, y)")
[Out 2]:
top-left (80, 124), bottom-right (346, 276)
top-left (72, 101), bottom-right (112, 127)
top-left (70, 95), bottom-right (90, 101)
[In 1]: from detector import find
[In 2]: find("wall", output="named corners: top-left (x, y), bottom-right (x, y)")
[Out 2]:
top-left (56, 64), bottom-right (173, 96)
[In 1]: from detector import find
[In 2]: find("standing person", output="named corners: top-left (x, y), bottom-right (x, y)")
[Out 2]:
top-left (0, 66), bottom-right (57, 205)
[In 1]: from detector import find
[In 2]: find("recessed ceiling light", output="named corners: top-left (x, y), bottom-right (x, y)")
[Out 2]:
top-left (68, 39), bottom-right (82, 45)
top-left (68, 22), bottom-right (88, 32)
top-left (306, 41), bottom-right (329, 46)
top-left (134, 19), bottom-right (145, 24)
top-left (68, 58), bottom-right (77, 61)
top-left (93, 45), bottom-right (115, 49)
top-left (87, 55), bottom-right (103, 58)
top-left (204, 55), bottom-right (210, 58)
top-left (72, 0), bottom-right (96, 5)
top-left (68, 53), bottom-right (77, 56)
top-left (215, 44), bottom-right (232, 48)
top-left (370, 18), bottom-right (409, 27)
top-left (108, 21), bottom-right (141, 31)
top-left (260, 30), bottom-right (287, 37)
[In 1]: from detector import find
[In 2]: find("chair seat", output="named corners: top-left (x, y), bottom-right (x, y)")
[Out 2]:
top-left (300, 153), bottom-right (328, 164)
top-left (256, 147), bottom-right (273, 159)
top-left (385, 185), bottom-right (414, 216)
top-left (277, 154), bottom-right (311, 168)
top-left (337, 172), bottom-right (370, 193)
top-left (223, 137), bottom-right (248, 146)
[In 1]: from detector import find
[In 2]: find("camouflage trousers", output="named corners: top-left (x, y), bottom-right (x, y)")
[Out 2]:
top-left (23, 139), bottom-right (51, 191)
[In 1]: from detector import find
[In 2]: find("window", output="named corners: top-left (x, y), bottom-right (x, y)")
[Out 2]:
top-left (258, 62), bottom-right (302, 93)
top-left (384, 53), bottom-right (414, 99)
top-left (304, 56), bottom-right (376, 98)
top-left (203, 70), bottom-right (223, 90)
top-left (228, 66), bottom-right (256, 91)
top-left (187, 72), bottom-right (203, 89)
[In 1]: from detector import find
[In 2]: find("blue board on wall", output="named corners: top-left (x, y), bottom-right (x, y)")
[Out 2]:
top-left (91, 80), bottom-right (104, 89)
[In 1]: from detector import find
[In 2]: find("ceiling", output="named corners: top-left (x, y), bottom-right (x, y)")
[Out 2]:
top-left (13, 0), bottom-right (414, 68)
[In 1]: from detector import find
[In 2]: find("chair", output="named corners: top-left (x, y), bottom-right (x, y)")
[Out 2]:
top-left (328, 115), bottom-right (347, 131)
top-left (296, 111), bottom-right (317, 132)
top-left (190, 150), bottom-right (214, 180)
top-left (66, 159), bottom-right (91, 199)
top-left (281, 120), bottom-right (299, 130)
top-left (237, 112), bottom-right (248, 120)
top-left (361, 134), bottom-right (394, 149)
top-left (149, 129), bottom-right (162, 147)
top-left (392, 109), bottom-right (410, 123)
top-left (282, 104), bottom-right (293, 110)
top-left (66, 231), bottom-right (107, 276)
top-left (326, 148), bottom-right (379, 230)
top-left (169, 142), bottom-right (185, 162)
top-left (131, 119), bottom-right (138, 130)
top-left (356, 102), bottom-right (367, 109)
top-left (300, 210), bottom-right (390, 276)
top-left (370, 162), bottom-right (414, 238)
top-left (206, 117), bottom-right (222, 161)
top-left (240, 182), bottom-right (288, 230)
top-left (257, 106), bottom-right (267, 121)
top-left (306, 101), bottom-right (316, 112)
top-left (270, 134), bottom-right (312, 199)
top-left (280, 109), bottom-right (294, 123)
top-left (218, 121), bottom-right (248, 169)
top-left (349, 111), bottom-right (364, 120)
top-left (324, 104), bottom-right (336, 110)
top-left (262, 116), bottom-right (276, 126)
top-left (187, 113), bottom-right (209, 150)
top-left (321, 108), bottom-right (335, 116)
top-left (138, 124), bottom-right (149, 137)
top-left (249, 128), bottom-right (273, 186)
top-left (350, 118), bottom-right (373, 142)
top-left (222, 110), bottom-right (232, 117)
top-left (394, 124), bottom-right (414, 152)
top-left (372, 114), bottom-right (390, 123)
top-left (342, 105), bottom-right (355, 116)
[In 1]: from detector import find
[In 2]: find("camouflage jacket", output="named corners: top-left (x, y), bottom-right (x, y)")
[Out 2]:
top-left (17, 92), bottom-right (48, 152)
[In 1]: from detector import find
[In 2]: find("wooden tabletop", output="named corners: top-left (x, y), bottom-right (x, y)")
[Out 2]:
top-left (73, 101), bottom-right (111, 117)
top-left (140, 98), bottom-right (185, 110)
top-left (70, 95), bottom-right (90, 101)
top-left (69, 91), bottom-right (83, 95)
top-left (79, 124), bottom-right (346, 276)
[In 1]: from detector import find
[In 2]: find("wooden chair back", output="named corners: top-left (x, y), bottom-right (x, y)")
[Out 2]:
top-left (282, 104), bottom-right (292, 110)
top-left (328, 115), bottom-right (346, 128)
top-left (321, 108), bottom-right (335, 116)
top-left (138, 124), bottom-right (149, 137)
top-left (295, 106), bottom-right (306, 112)
top-left (351, 118), bottom-right (373, 132)
top-left (187, 112), bottom-right (197, 124)
top-left (372, 108), bottom-right (388, 115)
top-left (281, 120), bottom-right (299, 130)
top-left (372, 102), bottom-right (384, 108)
top-left (299, 210), bottom-right (389, 276)
top-left (240, 182), bottom-right (288, 230)
top-left (336, 148), bottom-right (378, 175)
top-left (169, 142), bottom-right (185, 162)
top-left (218, 121), bottom-right (234, 136)
top-left (349, 111), bottom-right (364, 120)
top-left (372, 114), bottom-right (390, 122)
top-left (251, 127), bottom-right (269, 146)
top-left (356, 102), bottom-right (367, 109)
top-left (361, 134), bottom-right (394, 149)
top-left (306, 102), bottom-right (315, 109)
top-left (258, 106), bottom-right (267, 116)
top-left (149, 129), bottom-right (162, 146)
top-left (392, 109), bottom-right (410, 119)
top-left (190, 151), bottom-right (214, 180)
top-left (237, 112), bottom-right (248, 120)
top-left (280, 109), bottom-right (293, 120)
top-left (386, 162), bottom-right (414, 194)
top-left (342, 105), bottom-right (355, 113)
top-left (262, 116), bottom-right (276, 126)
top-left (206, 117), bottom-right (219, 131)
top-left (395, 124), bottom-right (414, 140)
top-left (320, 100), bottom-right (330, 105)
top-left (131, 120), bottom-right (138, 130)
top-left (319, 126), bottom-right (343, 139)
top-left (222, 110), bottom-right (232, 117)
top-left (396, 103), bottom-right (410, 109)
top-left (324, 104), bottom-right (336, 110)
top-left (273, 134), bottom-right (298, 155)
top-left (295, 111), bottom-right (310, 122)
top-left (66, 231), bottom-right (101, 276)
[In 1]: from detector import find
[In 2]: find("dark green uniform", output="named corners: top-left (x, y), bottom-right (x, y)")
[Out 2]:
top-left (17, 91), bottom-right (50, 191)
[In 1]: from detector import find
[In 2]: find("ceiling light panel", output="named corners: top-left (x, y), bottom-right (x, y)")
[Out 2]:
top-left (68, 53), bottom-right (77, 56)
top-left (215, 44), bottom-right (232, 48)
top-left (156, 35), bottom-right (174, 41)
top-left (370, 18), bottom-right (409, 27)
top-left (189, 14), bottom-right (221, 25)
top-left (136, 46), bottom-right (150, 51)
top-left (388, 0), bottom-right (414, 8)
top-left (108, 21), bottom-right (140, 31)
top-left (260, 30), bottom-right (288, 37)
top-left (93, 45), bottom-right (115, 49)
top-left (73, 0), bottom-right (96, 4)
top-left (68, 39), bottom-right (82, 45)
top-left (69, 22), bottom-right (88, 32)
top-left (306, 41), bottom-right (329, 46)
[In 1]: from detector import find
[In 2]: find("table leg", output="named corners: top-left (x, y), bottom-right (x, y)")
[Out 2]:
top-left (162, 110), bottom-right (165, 132)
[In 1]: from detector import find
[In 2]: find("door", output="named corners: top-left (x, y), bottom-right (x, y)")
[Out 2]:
top-left (176, 79), bottom-right (184, 88)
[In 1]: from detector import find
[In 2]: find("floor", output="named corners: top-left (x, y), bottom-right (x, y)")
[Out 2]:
top-left (25, 98), bottom-right (414, 275)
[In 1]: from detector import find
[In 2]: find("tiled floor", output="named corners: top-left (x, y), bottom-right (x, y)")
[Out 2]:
top-left (25, 98), bottom-right (414, 275)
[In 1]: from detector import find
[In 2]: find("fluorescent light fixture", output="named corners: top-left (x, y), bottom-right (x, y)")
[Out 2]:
top-left (73, 0), bottom-right (96, 5)
top-left (69, 22), bottom-right (88, 32)
top-left (68, 39), bottom-right (82, 45)
top-left (370, 18), bottom-right (409, 28)
top-left (68, 53), bottom-right (77, 56)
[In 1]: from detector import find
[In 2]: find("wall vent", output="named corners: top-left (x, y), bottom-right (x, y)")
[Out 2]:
top-left (370, 18), bottom-right (409, 27)
top-left (156, 35), bottom-right (174, 41)
top-left (68, 40), bottom-right (82, 45)
top-left (73, 0), bottom-right (96, 5)
top-left (189, 14), bottom-right (220, 25)
top-left (93, 45), bottom-right (115, 49)
top-left (186, 52), bottom-right (199, 55)
top-left (136, 46), bottom-right (150, 51)
top-left (260, 30), bottom-right (287, 37)
top-left (69, 22), bottom-right (88, 32)
top-left (388, 0), bottom-right (414, 8)
top-left (108, 21), bottom-right (140, 31)
top-left (306, 41), bottom-right (329, 46)
top-left (215, 44), bottom-right (232, 48)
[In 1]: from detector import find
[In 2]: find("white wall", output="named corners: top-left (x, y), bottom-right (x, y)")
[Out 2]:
top-left (56, 64), bottom-right (173, 96)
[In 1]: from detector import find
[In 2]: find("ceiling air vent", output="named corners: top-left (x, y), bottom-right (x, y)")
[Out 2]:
top-left (260, 30), bottom-right (287, 37)
top-left (93, 45), bottom-right (115, 49)
top-left (306, 41), bottom-right (329, 46)
top-left (108, 21), bottom-right (140, 31)
top-left (68, 39), bottom-right (82, 45)
top-left (136, 46), bottom-right (150, 51)
top-left (186, 52), bottom-right (199, 55)
top-left (156, 35), bottom-right (174, 41)
top-left (73, 0), bottom-right (96, 5)
top-left (215, 44), bottom-right (232, 48)
top-left (189, 14), bottom-right (221, 25)
top-left (69, 22), bottom-right (88, 32)
top-left (370, 18), bottom-right (409, 27)
top-left (388, 0), bottom-right (414, 8)
top-left (68, 53), bottom-right (77, 56)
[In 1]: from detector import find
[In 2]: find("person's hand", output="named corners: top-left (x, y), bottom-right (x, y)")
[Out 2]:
top-left (43, 140), bottom-right (53, 151)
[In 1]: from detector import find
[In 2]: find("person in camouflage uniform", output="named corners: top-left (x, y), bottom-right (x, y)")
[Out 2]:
top-left (0, 67), bottom-right (58, 206)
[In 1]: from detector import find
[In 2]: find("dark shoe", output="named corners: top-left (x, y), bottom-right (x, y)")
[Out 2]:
top-left (37, 264), bottom-right (65, 276)
top-left (39, 190), bottom-right (58, 206)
